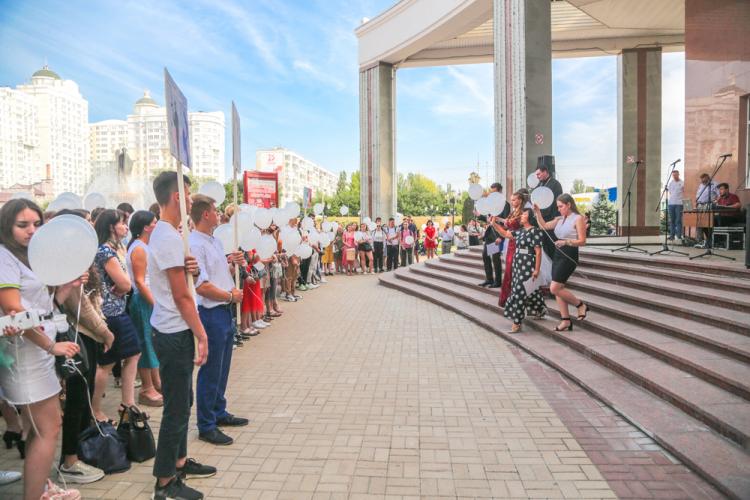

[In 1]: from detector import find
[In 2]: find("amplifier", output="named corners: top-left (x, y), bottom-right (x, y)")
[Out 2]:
top-left (712, 227), bottom-right (745, 251)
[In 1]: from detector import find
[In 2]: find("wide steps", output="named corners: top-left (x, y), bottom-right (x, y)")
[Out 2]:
top-left (411, 263), bottom-right (750, 399)
top-left (379, 270), bottom-right (750, 499)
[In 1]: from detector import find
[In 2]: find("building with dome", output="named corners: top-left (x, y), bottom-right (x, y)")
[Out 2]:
top-left (89, 90), bottom-right (225, 182)
top-left (0, 65), bottom-right (90, 196)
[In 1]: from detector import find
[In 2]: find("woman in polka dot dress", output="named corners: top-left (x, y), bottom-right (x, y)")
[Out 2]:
top-left (493, 208), bottom-right (546, 333)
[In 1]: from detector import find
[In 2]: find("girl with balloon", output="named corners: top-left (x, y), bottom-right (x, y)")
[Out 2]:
top-left (0, 199), bottom-right (85, 500)
top-left (92, 209), bottom-right (142, 422)
top-left (398, 220), bottom-right (415, 267)
top-left (532, 194), bottom-right (589, 332)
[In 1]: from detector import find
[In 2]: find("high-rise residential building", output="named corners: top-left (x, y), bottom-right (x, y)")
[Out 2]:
top-left (0, 87), bottom-right (39, 189)
top-left (15, 66), bottom-right (90, 196)
top-left (256, 147), bottom-right (338, 206)
top-left (89, 90), bottom-right (226, 182)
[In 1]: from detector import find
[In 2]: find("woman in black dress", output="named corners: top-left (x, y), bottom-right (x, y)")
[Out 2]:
top-left (533, 194), bottom-right (588, 332)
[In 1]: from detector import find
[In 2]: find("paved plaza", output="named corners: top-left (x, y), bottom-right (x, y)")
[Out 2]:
top-left (0, 274), bottom-right (722, 499)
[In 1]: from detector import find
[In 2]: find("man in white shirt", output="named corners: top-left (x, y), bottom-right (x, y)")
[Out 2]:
top-left (189, 194), bottom-right (247, 447)
top-left (666, 170), bottom-right (684, 240)
top-left (149, 172), bottom-right (213, 500)
top-left (696, 173), bottom-right (718, 205)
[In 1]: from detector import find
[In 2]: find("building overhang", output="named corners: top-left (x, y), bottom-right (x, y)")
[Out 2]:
top-left (356, 0), bottom-right (685, 69)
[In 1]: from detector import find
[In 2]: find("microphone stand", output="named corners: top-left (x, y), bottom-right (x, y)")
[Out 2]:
top-left (691, 154), bottom-right (734, 261)
top-left (612, 160), bottom-right (648, 254)
top-left (650, 159), bottom-right (688, 256)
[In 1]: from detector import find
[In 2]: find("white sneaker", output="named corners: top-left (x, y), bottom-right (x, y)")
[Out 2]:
top-left (0, 470), bottom-right (21, 485)
top-left (308, 283), bottom-right (320, 289)
top-left (252, 320), bottom-right (268, 329)
top-left (260, 320), bottom-right (271, 327)
top-left (58, 461), bottom-right (105, 484)
top-left (320, 278), bottom-right (328, 283)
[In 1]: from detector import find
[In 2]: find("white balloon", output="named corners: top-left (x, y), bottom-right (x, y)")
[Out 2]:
top-left (362, 216), bottom-right (371, 224)
top-left (231, 210), bottom-right (254, 232)
top-left (199, 181), bottom-right (226, 206)
top-left (294, 243), bottom-right (313, 259)
top-left (28, 215), bottom-right (97, 286)
top-left (331, 222), bottom-right (339, 233)
top-left (442, 217), bottom-right (449, 224)
top-left (394, 215), bottom-right (403, 226)
top-left (367, 221), bottom-right (376, 231)
top-left (319, 233), bottom-right (330, 248)
top-left (475, 197), bottom-right (491, 216)
top-left (257, 235), bottom-right (277, 259)
top-left (284, 202), bottom-right (300, 218)
top-left (313, 203), bottom-right (324, 215)
top-left (487, 191), bottom-right (507, 216)
top-left (301, 217), bottom-right (315, 231)
top-left (213, 224), bottom-right (235, 254)
top-left (321, 221), bottom-right (333, 232)
top-left (531, 186), bottom-right (555, 209)
top-left (270, 207), bottom-right (286, 226)
top-left (241, 227), bottom-right (262, 251)
top-left (339, 205), bottom-right (349, 216)
top-left (421, 224), bottom-right (426, 230)
top-left (404, 235), bottom-right (414, 246)
top-left (282, 230), bottom-right (302, 251)
top-left (468, 183), bottom-right (484, 200)
top-left (527, 172), bottom-right (540, 189)
top-left (308, 231), bottom-right (320, 245)
top-left (354, 231), bottom-right (363, 241)
top-left (49, 193), bottom-right (83, 211)
top-left (83, 192), bottom-right (107, 211)
top-left (11, 192), bottom-right (33, 201)
top-left (254, 208), bottom-right (273, 229)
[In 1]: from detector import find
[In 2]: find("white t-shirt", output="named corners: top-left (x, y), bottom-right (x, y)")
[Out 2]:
top-left (667, 179), bottom-right (684, 205)
top-left (148, 221), bottom-right (190, 333)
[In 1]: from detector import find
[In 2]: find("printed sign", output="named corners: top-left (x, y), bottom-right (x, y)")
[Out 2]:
top-left (164, 68), bottom-right (191, 168)
top-left (243, 171), bottom-right (278, 208)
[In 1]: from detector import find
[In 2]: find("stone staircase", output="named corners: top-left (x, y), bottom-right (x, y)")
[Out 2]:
top-left (379, 246), bottom-right (750, 499)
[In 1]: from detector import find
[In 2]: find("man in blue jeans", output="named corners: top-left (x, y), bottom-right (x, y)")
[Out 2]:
top-left (666, 170), bottom-right (684, 240)
top-left (188, 194), bottom-right (249, 446)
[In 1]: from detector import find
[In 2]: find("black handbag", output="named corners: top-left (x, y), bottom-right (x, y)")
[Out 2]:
top-left (77, 421), bottom-right (131, 474)
top-left (117, 405), bottom-right (156, 463)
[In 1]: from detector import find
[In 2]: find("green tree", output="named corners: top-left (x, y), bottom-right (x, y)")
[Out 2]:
top-left (571, 179), bottom-right (595, 194)
top-left (590, 191), bottom-right (617, 235)
top-left (396, 173), bottom-right (447, 216)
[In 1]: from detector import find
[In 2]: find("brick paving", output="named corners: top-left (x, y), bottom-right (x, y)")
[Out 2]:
top-left (0, 273), bottom-right (715, 498)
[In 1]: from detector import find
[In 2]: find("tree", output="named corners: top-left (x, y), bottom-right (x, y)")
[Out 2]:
top-left (571, 179), bottom-right (595, 194)
top-left (589, 190), bottom-right (617, 235)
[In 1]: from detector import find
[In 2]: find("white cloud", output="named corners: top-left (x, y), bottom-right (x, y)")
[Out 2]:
top-left (293, 60), bottom-right (346, 91)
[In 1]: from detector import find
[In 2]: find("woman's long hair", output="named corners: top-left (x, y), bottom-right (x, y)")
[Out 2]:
top-left (0, 198), bottom-right (44, 267)
top-left (94, 209), bottom-right (127, 247)
top-left (557, 193), bottom-right (580, 215)
top-left (128, 210), bottom-right (157, 250)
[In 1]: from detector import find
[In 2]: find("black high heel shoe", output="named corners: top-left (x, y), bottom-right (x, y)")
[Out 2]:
top-left (553, 318), bottom-right (573, 332)
top-left (576, 301), bottom-right (589, 320)
top-left (2, 430), bottom-right (20, 449)
top-left (16, 439), bottom-right (25, 459)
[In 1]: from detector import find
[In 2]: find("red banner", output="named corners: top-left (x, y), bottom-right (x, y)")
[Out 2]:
top-left (243, 171), bottom-right (278, 208)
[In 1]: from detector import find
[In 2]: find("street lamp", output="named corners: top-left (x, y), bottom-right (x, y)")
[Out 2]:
top-left (449, 196), bottom-right (456, 227)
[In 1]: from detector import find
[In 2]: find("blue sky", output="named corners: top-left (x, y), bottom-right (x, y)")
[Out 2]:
top-left (0, 0), bottom-right (684, 192)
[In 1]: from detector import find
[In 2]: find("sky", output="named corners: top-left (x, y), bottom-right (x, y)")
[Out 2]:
top-left (0, 0), bottom-right (684, 193)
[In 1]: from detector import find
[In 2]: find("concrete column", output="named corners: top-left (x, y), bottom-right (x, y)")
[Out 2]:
top-left (493, 0), bottom-right (552, 192)
top-left (617, 48), bottom-right (662, 235)
top-left (359, 63), bottom-right (396, 219)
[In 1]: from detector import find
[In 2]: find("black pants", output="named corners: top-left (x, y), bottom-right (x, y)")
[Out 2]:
top-left (153, 329), bottom-right (194, 479)
top-left (482, 243), bottom-right (502, 285)
top-left (469, 235), bottom-right (480, 246)
top-left (400, 247), bottom-right (414, 267)
top-left (61, 334), bottom-right (97, 457)
top-left (386, 245), bottom-right (399, 271)
top-left (373, 242), bottom-right (384, 271)
top-left (299, 257), bottom-right (311, 285)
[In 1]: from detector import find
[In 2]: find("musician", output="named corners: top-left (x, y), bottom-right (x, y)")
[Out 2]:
top-left (714, 183), bottom-right (743, 226)
top-left (695, 173), bottom-right (718, 247)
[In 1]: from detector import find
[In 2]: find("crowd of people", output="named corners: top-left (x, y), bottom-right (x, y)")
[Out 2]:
top-left (0, 164), bottom-right (596, 500)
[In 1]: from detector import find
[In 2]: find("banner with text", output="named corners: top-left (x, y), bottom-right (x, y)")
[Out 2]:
top-left (243, 171), bottom-right (278, 208)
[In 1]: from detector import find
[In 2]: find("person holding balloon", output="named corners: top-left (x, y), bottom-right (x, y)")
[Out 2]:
top-left (357, 222), bottom-right (374, 274)
top-left (532, 194), bottom-right (589, 332)
top-left (91, 209), bottom-right (142, 423)
top-left (188, 194), bottom-right (248, 447)
top-left (0, 199), bottom-right (84, 500)
top-left (398, 220), bottom-right (415, 267)
top-left (148, 172), bottom-right (214, 500)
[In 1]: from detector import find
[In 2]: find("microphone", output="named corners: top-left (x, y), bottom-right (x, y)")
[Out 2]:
top-left (673, 158), bottom-right (681, 164)
top-left (719, 153), bottom-right (732, 158)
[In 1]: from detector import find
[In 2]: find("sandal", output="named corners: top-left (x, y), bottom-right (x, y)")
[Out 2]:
top-left (269, 311), bottom-right (282, 317)
top-left (576, 301), bottom-right (589, 320)
top-left (510, 323), bottom-right (522, 333)
top-left (138, 392), bottom-right (164, 407)
top-left (553, 318), bottom-right (573, 332)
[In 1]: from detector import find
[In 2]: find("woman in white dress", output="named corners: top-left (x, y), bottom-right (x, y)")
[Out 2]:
top-left (0, 199), bottom-right (83, 500)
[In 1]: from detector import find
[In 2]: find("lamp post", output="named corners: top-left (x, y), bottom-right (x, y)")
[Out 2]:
top-left (450, 196), bottom-right (456, 227)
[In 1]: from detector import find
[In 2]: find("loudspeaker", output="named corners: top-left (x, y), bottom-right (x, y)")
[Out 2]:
top-left (537, 155), bottom-right (555, 176)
